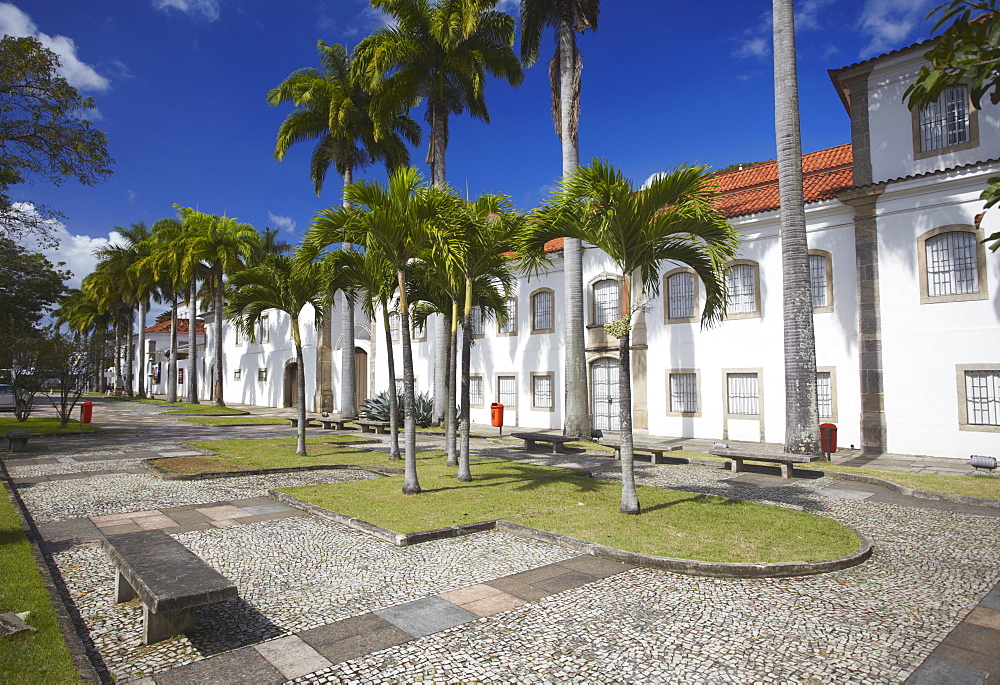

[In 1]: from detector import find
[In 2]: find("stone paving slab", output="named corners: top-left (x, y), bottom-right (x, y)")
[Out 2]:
top-left (906, 656), bottom-right (989, 685)
top-left (151, 645), bottom-right (284, 685)
top-left (375, 596), bottom-right (479, 638)
top-left (253, 635), bottom-right (332, 680)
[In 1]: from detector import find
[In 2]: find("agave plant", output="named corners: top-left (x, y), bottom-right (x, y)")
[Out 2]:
top-left (360, 390), bottom-right (435, 428)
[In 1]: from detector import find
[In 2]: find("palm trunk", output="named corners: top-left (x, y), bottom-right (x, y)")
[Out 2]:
top-left (188, 277), bottom-right (199, 404)
top-left (434, 314), bottom-right (448, 425)
top-left (125, 310), bottom-right (135, 396)
top-left (431, 103), bottom-right (447, 186)
top-left (340, 288), bottom-right (357, 418)
top-left (446, 300), bottom-right (458, 467)
top-left (381, 305), bottom-right (401, 460)
top-left (618, 330), bottom-right (639, 514)
top-left (213, 271), bottom-right (226, 406)
top-left (398, 269), bottom-right (420, 494)
top-left (137, 300), bottom-right (147, 398)
top-left (168, 295), bottom-right (179, 402)
top-left (773, 0), bottom-right (820, 455)
top-left (458, 280), bottom-right (474, 481)
top-left (293, 317), bottom-right (307, 456)
top-left (114, 321), bottom-right (123, 392)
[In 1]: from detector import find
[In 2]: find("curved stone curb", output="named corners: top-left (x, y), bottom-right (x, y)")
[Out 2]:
top-left (162, 410), bottom-right (251, 416)
top-left (142, 459), bottom-right (403, 481)
top-left (820, 470), bottom-right (1000, 510)
top-left (496, 520), bottom-right (874, 579)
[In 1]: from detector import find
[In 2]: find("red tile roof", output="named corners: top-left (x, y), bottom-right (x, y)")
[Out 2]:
top-left (145, 319), bottom-right (206, 335)
top-left (710, 144), bottom-right (854, 218)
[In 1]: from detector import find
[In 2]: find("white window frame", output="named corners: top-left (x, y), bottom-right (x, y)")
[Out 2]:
top-left (816, 367), bottom-right (837, 421)
top-left (233, 367), bottom-right (242, 381)
top-left (957, 364), bottom-right (1000, 432)
top-left (808, 250), bottom-right (834, 313)
top-left (917, 226), bottom-right (988, 304)
top-left (469, 375), bottom-right (484, 407)
top-left (664, 269), bottom-right (699, 324)
top-left (497, 374), bottom-right (517, 408)
top-left (913, 83), bottom-right (979, 158)
top-left (498, 296), bottom-right (518, 336)
top-left (667, 370), bottom-right (700, 416)
top-left (259, 313), bottom-right (270, 344)
top-left (389, 311), bottom-right (400, 343)
top-left (724, 261), bottom-right (761, 319)
top-left (725, 371), bottom-right (760, 417)
top-left (592, 278), bottom-right (621, 326)
top-left (531, 372), bottom-right (554, 411)
top-left (530, 288), bottom-right (554, 333)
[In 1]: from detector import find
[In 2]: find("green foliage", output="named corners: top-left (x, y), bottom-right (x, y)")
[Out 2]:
top-left (359, 389), bottom-right (436, 427)
top-left (0, 237), bottom-right (68, 332)
top-left (0, 36), bottom-right (112, 244)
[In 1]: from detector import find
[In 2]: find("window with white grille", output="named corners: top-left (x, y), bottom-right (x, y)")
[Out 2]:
top-left (667, 272), bottom-right (695, 320)
top-left (259, 313), bottom-right (270, 344)
top-left (532, 374), bottom-right (553, 409)
top-left (726, 264), bottom-right (757, 316)
top-left (470, 307), bottom-right (483, 336)
top-left (809, 255), bottom-right (828, 309)
top-left (817, 372), bottom-right (833, 418)
top-left (669, 373), bottom-right (698, 413)
top-left (469, 376), bottom-right (484, 406)
top-left (919, 84), bottom-right (970, 152)
top-left (532, 290), bottom-right (553, 331)
top-left (926, 232), bottom-right (979, 297)
top-left (497, 375), bottom-right (517, 407)
top-left (966, 370), bottom-right (1000, 426)
top-left (593, 279), bottom-right (620, 325)
top-left (235, 326), bottom-right (243, 345)
top-left (389, 312), bottom-right (400, 342)
top-left (233, 368), bottom-right (242, 381)
top-left (258, 368), bottom-right (267, 382)
top-left (394, 378), bottom-right (404, 394)
top-left (498, 297), bottom-right (517, 334)
top-left (727, 373), bottom-right (759, 415)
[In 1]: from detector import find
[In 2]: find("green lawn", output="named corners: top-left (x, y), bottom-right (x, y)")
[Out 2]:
top-left (179, 416), bottom-right (288, 426)
top-left (283, 450), bottom-right (860, 564)
top-left (151, 436), bottom-right (383, 474)
top-left (0, 417), bottom-right (100, 435)
top-left (0, 485), bottom-right (83, 683)
top-left (162, 406), bottom-right (249, 416)
top-left (799, 461), bottom-right (1000, 500)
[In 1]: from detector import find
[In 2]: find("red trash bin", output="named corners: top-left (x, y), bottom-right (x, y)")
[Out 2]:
top-left (81, 401), bottom-right (93, 424)
top-left (491, 403), bottom-right (504, 427)
top-left (819, 422), bottom-right (837, 455)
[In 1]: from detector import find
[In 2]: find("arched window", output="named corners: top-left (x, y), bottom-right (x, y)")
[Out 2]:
top-left (664, 269), bottom-right (697, 322)
top-left (918, 227), bottom-right (988, 304)
top-left (592, 278), bottom-right (620, 325)
top-left (388, 311), bottom-right (400, 342)
top-left (530, 289), bottom-right (554, 332)
top-left (498, 296), bottom-right (517, 335)
top-left (469, 306), bottom-right (483, 336)
top-left (808, 250), bottom-right (833, 313)
top-left (725, 262), bottom-right (760, 318)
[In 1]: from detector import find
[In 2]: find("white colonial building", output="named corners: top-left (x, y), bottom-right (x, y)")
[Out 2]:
top-left (131, 35), bottom-right (1000, 461)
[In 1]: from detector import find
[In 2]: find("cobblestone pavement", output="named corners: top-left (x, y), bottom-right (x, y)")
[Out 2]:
top-left (4, 398), bottom-right (1000, 683)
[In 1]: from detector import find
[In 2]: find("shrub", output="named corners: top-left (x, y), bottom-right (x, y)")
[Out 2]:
top-left (359, 390), bottom-right (435, 427)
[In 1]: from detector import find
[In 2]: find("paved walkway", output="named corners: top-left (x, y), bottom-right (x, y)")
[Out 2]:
top-left (4, 397), bottom-right (1000, 683)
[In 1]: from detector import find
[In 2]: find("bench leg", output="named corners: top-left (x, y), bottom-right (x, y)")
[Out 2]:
top-left (551, 442), bottom-right (563, 454)
top-left (143, 605), bottom-right (194, 644)
top-left (730, 458), bottom-right (744, 474)
top-left (780, 463), bottom-right (793, 479)
top-left (115, 571), bottom-right (138, 603)
top-left (651, 451), bottom-right (662, 465)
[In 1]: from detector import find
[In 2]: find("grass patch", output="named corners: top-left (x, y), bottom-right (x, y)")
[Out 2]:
top-left (151, 436), bottom-right (383, 474)
top-left (0, 484), bottom-right (83, 683)
top-left (162, 406), bottom-right (249, 416)
top-left (800, 462), bottom-right (1000, 500)
top-left (179, 416), bottom-right (288, 426)
top-left (0, 417), bottom-right (100, 435)
top-left (282, 454), bottom-right (859, 564)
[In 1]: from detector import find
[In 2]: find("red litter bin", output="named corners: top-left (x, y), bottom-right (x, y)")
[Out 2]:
top-left (490, 402), bottom-right (504, 433)
top-left (819, 422), bottom-right (837, 456)
top-left (81, 401), bottom-right (94, 424)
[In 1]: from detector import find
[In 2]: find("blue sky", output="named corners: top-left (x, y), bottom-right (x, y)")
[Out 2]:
top-left (4, 0), bottom-right (940, 286)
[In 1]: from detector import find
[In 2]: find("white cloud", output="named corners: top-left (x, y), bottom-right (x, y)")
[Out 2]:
top-left (152, 0), bottom-right (221, 22)
top-left (495, 0), bottom-right (519, 15)
top-left (268, 212), bottom-right (296, 234)
top-left (126, 189), bottom-right (137, 204)
top-left (318, 0), bottom-right (394, 40)
top-left (732, 0), bottom-right (834, 60)
top-left (0, 3), bottom-right (111, 92)
top-left (858, 0), bottom-right (936, 57)
top-left (735, 37), bottom-right (770, 59)
top-left (14, 211), bottom-right (115, 291)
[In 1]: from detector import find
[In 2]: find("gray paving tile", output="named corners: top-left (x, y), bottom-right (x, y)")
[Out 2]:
top-left (928, 645), bottom-right (1000, 685)
top-left (555, 555), bottom-right (634, 579)
top-left (814, 487), bottom-right (875, 500)
top-left (153, 645), bottom-right (284, 685)
top-left (254, 634), bottom-right (331, 680)
top-left (35, 518), bottom-right (101, 542)
top-left (299, 614), bottom-right (411, 663)
top-left (942, 623), bottom-right (1000, 657)
top-left (375, 596), bottom-right (477, 638)
top-left (905, 656), bottom-right (987, 685)
top-left (980, 586), bottom-right (1000, 611)
top-left (530, 570), bottom-right (596, 594)
top-left (485, 577), bottom-right (551, 601)
top-left (242, 503), bottom-right (293, 515)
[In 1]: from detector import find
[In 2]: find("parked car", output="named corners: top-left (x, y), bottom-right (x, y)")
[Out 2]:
top-left (0, 383), bottom-right (14, 411)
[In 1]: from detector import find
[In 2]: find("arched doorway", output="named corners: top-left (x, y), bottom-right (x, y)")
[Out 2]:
top-left (284, 362), bottom-right (298, 408)
top-left (590, 357), bottom-right (620, 431)
top-left (354, 347), bottom-right (368, 410)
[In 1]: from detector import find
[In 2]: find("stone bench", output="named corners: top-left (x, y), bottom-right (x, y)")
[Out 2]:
top-left (101, 530), bottom-right (238, 644)
top-left (4, 429), bottom-right (29, 452)
top-left (510, 432), bottom-right (577, 454)
top-left (710, 447), bottom-right (821, 479)
top-left (602, 439), bottom-right (682, 464)
top-left (319, 418), bottom-right (354, 430)
top-left (287, 417), bottom-right (319, 428)
top-left (355, 419), bottom-right (391, 434)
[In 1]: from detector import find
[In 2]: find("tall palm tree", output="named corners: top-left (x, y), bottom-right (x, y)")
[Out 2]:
top-left (773, 0), bottom-right (820, 455)
top-left (81, 268), bottom-right (134, 395)
top-left (140, 217), bottom-right (189, 403)
top-left (269, 40), bottom-right (419, 419)
top-left (53, 288), bottom-right (111, 392)
top-left (305, 166), bottom-right (459, 494)
top-left (521, 160), bottom-right (738, 514)
top-left (519, 0), bottom-right (600, 439)
top-left (227, 255), bottom-right (332, 455)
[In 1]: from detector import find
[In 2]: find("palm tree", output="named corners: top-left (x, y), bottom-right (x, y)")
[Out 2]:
top-left (519, 0), bottom-right (600, 439)
top-left (305, 166), bottom-right (459, 494)
top-left (269, 40), bottom-right (419, 419)
top-left (773, 0), bottom-right (820, 455)
top-left (81, 268), bottom-right (134, 395)
top-left (53, 288), bottom-right (111, 392)
top-left (141, 217), bottom-right (189, 402)
top-left (520, 160), bottom-right (738, 514)
top-left (226, 255), bottom-right (331, 455)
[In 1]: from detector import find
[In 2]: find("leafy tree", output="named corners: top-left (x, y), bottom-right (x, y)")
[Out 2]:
top-left (904, 0), bottom-right (1000, 249)
top-left (42, 330), bottom-right (101, 427)
top-left (0, 236), bottom-right (68, 332)
top-left (52, 288), bottom-right (112, 392)
top-left (519, 0), bottom-right (600, 439)
top-left (0, 36), bottom-right (112, 245)
top-left (520, 160), bottom-right (738, 514)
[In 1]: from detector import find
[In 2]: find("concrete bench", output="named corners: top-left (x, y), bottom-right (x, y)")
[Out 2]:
top-left (710, 447), bottom-right (821, 479)
top-left (319, 418), bottom-right (354, 430)
top-left (4, 429), bottom-right (29, 452)
top-left (602, 439), bottom-right (682, 464)
top-left (510, 432), bottom-right (577, 454)
top-left (287, 417), bottom-right (319, 428)
top-left (355, 420), bottom-right (391, 434)
top-left (101, 530), bottom-right (238, 644)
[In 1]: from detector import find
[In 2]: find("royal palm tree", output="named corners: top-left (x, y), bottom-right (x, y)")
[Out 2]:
top-left (519, 0), bottom-right (600, 439)
top-left (53, 288), bottom-right (111, 392)
top-left (521, 160), bottom-right (738, 514)
top-left (140, 217), bottom-right (189, 402)
top-left (773, 0), bottom-right (820, 455)
top-left (270, 40), bottom-right (419, 420)
top-left (81, 268), bottom-right (135, 396)
top-left (305, 166), bottom-right (459, 494)
top-left (226, 255), bottom-right (332, 456)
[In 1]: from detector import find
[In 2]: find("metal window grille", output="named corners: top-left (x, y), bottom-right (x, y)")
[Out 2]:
top-left (233, 368), bottom-right (241, 381)
top-left (920, 84), bottom-right (969, 151)
top-left (726, 265), bottom-right (757, 315)
top-left (258, 368), bottom-right (267, 382)
top-left (389, 312), bottom-right (400, 342)
top-left (966, 370), bottom-right (1000, 426)
top-left (532, 291), bottom-right (553, 330)
top-left (235, 326), bottom-right (242, 345)
top-left (469, 376), bottom-right (483, 406)
top-left (669, 373), bottom-right (697, 413)
top-left (593, 279), bottom-right (619, 325)
top-left (809, 255), bottom-right (828, 308)
top-left (817, 372), bottom-right (832, 418)
top-left (498, 375), bottom-right (517, 407)
top-left (260, 314), bottom-right (270, 343)
top-left (667, 272), bottom-right (695, 319)
top-left (727, 373), bottom-right (759, 415)
top-left (470, 307), bottom-right (483, 335)
top-left (499, 297), bottom-right (517, 334)
top-left (533, 375), bottom-right (553, 409)
top-left (927, 232), bottom-right (978, 296)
